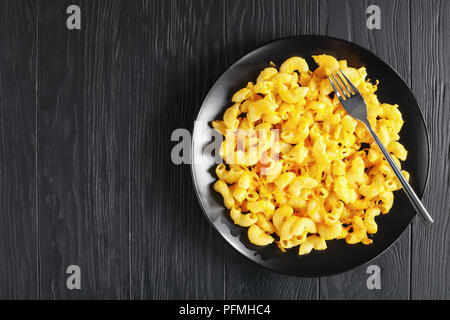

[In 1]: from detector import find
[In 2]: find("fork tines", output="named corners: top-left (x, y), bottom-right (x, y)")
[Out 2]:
top-left (328, 69), bottom-right (358, 99)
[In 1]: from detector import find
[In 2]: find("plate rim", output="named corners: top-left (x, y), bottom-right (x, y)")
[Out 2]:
top-left (190, 34), bottom-right (431, 277)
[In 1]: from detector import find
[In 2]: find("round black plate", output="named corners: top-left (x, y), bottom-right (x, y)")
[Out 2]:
top-left (191, 35), bottom-right (430, 277)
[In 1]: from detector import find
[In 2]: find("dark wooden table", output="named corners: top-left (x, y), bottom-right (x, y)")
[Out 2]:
top-left (0, 0), bottom-right (448, 300)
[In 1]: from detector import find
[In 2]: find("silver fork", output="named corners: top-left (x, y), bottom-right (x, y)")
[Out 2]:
top-left (328, 69), bottom-right (433, 224)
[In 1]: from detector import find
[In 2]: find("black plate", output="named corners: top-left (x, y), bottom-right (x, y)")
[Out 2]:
top-left (191, 35), bottom-right (430, 277)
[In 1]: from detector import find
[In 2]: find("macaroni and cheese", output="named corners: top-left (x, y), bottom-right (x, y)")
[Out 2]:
top-left (212, 55), bottom-right (409, 255)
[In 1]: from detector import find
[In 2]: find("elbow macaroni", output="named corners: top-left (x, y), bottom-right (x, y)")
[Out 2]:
top-left (213, 55), bottom-right (409, 255)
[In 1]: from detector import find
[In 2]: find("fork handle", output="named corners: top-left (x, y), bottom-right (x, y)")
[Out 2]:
top-left (365, 124), bottom-right (433, 224)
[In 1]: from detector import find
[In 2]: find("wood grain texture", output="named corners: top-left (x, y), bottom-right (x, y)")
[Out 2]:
top-left (411, 0), bottom-right (450, 299)
top-left (129, 0), bottom-right (227, 299)
top-left (0, 0), bottom-right (37, 299)
top-left (318, 0), bottom-right (411, 299)
top-left (0, 0), bottom-right (449, 300)
top-left (38, 0), bottom-right (130, 299)
top-left (223, 0), bottom-right (319, 300)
